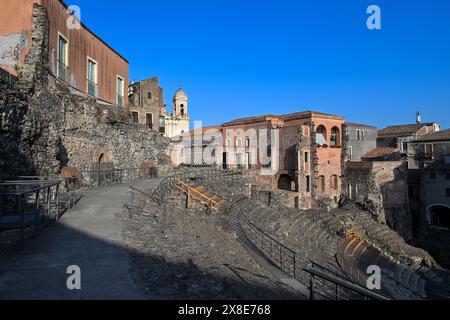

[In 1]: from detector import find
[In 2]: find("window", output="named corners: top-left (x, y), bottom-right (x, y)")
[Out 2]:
top-left (57, 33), bottom-right (69, 82)
top-left (356, 129), bottom-right (361, 141)
top-left (132, 112), bottom-right (139, 123)
top-left (147, 92), bottom-right (152, 100)
top-left (349, 184), bottom-right (358, 200)
top-left (236, 154), bottom-right (243, 168)
top-left (361, 130), bottom-right (365, 141)
top-left (116, 76), bottom-right (124, 107)
top-left (236, 139), bottom-right (242, 147)
top-left (319, 176), bottom-right (326, 192)
top-left (430, 172), bottom-right (437, 179)
top-left (226, 140), bottom-right (231, 147)
top-left (180, 104), bottom-right (185, 116)
top-left (245, 138), bottom-right (250, 148)
top-left (247, 152), bottom-right (252, 169)
top-left (87, 58), bottom-right (97, 97)
top-left (159, 116), bottom-right (166, 134)
top-left (330, 127), bottom-right (340, 146)
top-left (348, 146), bottom-right (353, 161)
top-left (331, 175), bottom-right (338, 190)
top-left (306, 176), bottom-right (310, 193)
top-left (402, 141), bottom-right (408, 153)
top-left (304, 151), bottom-right (310, 164)
top-left (146, 113), bottom-right (153, 129)
top-left (425, 144), bottom-right (434, 160)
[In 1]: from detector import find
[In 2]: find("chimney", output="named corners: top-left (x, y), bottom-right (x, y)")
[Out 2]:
top-left (416, 112), bottom-right (422, 124)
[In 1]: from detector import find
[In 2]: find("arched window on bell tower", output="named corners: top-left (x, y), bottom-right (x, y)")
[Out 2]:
top-left (180, 104), bottom-right (185, 116)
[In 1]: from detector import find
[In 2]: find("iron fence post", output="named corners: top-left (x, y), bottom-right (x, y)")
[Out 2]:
top-left (18, 194), bottom-right (24, 249)
top-left (310, 275), bottom-right (315, 300)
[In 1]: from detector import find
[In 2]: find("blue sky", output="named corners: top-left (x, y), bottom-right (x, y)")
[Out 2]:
top-left (71, 0), bottom-right (450, 129)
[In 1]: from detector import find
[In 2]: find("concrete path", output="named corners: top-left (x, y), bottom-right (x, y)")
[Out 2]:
top-left (0, 179), bottom-right (161, 300)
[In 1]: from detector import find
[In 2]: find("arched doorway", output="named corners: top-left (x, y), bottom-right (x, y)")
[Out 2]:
top-left (278, 174), bottom-right (295, 191)
top-left (428, 204), bottom-right (450, 229)
top-left (92, 148), bottom-right (113, 187)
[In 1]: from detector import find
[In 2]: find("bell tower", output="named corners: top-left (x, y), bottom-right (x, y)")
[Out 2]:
top-left (173, 87), bottom-right (189, 118)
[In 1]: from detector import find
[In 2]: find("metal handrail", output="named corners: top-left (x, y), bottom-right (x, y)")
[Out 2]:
top-left (238, 208), bottom-right (296, 278)
top-left (230, 194), bottom-right (389, 301)
top-left (0, 178), bottom-right (77, 248)
top-left (79, 167), bottom-right (156, 189)
top-left (304, 261), bottom-right (390, 300)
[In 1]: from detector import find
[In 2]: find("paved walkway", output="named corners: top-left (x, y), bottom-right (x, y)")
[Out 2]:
top-left (0, 180), bottom-right (160, 300)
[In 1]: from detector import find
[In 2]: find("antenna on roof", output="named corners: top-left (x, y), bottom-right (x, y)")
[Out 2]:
top-left (416, 111), bottom-right (422, 124)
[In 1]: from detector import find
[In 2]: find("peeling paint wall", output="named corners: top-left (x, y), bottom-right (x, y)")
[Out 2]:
top-left (0, 31), bottom-right (29, 69)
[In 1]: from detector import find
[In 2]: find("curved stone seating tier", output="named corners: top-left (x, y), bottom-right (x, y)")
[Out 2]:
top-left (144, 172), bottom-right (450, 299)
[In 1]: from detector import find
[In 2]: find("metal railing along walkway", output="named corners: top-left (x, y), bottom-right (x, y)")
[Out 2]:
top-left (0, 177), bottom-right (78, 249)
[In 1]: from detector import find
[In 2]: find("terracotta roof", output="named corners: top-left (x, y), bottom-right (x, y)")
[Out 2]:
top-left (174, 126), bottom-right (222, 139)
top-left (378, 123), bottom-right (435, 137)
top-left (222, 110), bottom-right (344, 126)
top-left (222, 115), bottom-right (280, 126)
top-left (281, 110), bottom-right (344, 121)
top-left (362, 147), bottom-right (397, 160)
top-left (346, 161), bottom-right (373, 170)
top-left (345, 122), bottom-right (377, 129)
top-left (413, 129), bottom-right (450, 142)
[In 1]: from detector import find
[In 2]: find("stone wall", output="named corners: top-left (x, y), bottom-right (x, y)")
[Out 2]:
top-left (0, 4), bottom-right (171, 180)
top-left (343, 160), bottom-right (412, 240)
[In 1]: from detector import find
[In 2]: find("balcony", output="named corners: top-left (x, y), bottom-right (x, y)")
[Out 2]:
top-left (57, 60), bottom-right (69, 83)
top-left (87, 79), bottom-right (98, 97)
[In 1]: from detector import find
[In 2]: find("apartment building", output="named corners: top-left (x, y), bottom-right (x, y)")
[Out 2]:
top-left (0, 0), bottom-right (128, 106)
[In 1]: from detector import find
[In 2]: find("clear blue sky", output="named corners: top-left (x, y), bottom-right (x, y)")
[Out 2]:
top-left (71, 0), bottom-right (450, 129)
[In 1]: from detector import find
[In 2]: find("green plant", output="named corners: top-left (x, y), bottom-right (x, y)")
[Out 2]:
top-left (14, 63), bottom-right (23, 76)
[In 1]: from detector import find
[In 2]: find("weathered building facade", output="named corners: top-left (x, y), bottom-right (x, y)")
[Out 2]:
top-left (0, 1), bottom-right (171, 180)
top-left (408, 130), bottom-right (450, 266)
top-left (128, 77), bottom-right (165, 132)
top-left (170, 111), bottom-right (346, 209)
top-left (0, 0), bottom-right (129, 106)
top-left (343, 123), bottom-right (377, 162)
top-left (378, 121), bottom-right (440, 160)
top-left (343, 160), bottom-right (411, 240)
top-left (128, 81), bottom-right (190, 138)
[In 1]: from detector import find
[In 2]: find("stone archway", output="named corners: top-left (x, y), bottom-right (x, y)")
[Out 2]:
top-left (278, 174), bottom-right (295, 191)
top-left (92, 147), bottom-right (114, 186)
top-left (427, 204), bottom-right (450, 229)
top-left (92, 147), bottom-right (112, 166)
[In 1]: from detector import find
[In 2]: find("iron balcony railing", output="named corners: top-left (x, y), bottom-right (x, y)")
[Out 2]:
top-left (87, 79), bottom-right (98, 97)
top-left (57, 60), bottom-right (69, 83)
